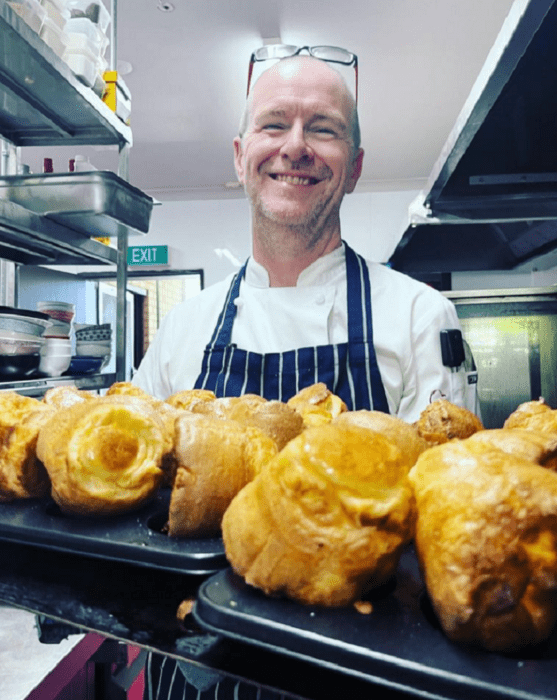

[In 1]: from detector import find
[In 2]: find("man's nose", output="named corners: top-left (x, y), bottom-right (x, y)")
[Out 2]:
top-left (280, 123), bottom-right (313, 162)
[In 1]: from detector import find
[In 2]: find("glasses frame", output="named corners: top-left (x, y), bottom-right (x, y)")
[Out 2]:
top-left (246, 45), bottom-right (358, 103)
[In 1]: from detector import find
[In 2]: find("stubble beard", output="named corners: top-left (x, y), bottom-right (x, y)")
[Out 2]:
top-left (247, 175), bottom-right (343, 252)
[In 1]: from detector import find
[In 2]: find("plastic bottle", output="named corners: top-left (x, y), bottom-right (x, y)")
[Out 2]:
top-left (73, 154), bottom-right (98, 171)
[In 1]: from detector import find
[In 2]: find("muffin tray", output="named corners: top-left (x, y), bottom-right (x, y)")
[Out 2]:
top-left (0, 489), bottom-right (227, 575)
top-left (194, 547), bottom-right (557, 700)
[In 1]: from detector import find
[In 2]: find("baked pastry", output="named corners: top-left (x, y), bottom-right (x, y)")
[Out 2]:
top-left (36, 396), bottom-right (169, 516)
top-left (503, 400), bottom-right (557, 440)
top-left (504, 398), bottom-right (553, 430)
top-left (409, 438), bottom-right (557, 651)
top-left (222, 424), bottom-right (415, 607)
top-left (414, 398), bottom-right (483, 445)
top-left (42, 385), bottom-right (95, 408)
top-left (333, 410), bottom-right (428, 468)
top-left (105, 382), bottom-right (154, 400)
top-left (287, 383), bottom-right (347, 428)
top-left (165, 389), bottom-right (217, 411)
top-left (168, 413), bottom-right (278, 537)
top-left (0, 392), bottom-right (55, 501)
top-left (102, 394), bottom-right (180, 487)
top-left (197, 395), bottom-right (303, 450)
top-left (466, 428), bottom-right (557, 471)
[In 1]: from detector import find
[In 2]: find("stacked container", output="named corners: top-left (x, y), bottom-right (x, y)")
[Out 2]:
top-left (38, 0), bottom-right (70, 58)
top-left (62, 0), bottom-right (110, 92)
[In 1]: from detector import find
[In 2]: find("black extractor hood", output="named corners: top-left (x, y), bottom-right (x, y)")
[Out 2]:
top-left (389, 0), bottom-right (557, 274)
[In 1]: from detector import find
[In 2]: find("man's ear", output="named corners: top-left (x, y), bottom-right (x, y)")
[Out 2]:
top-left (233, 136), bottom-right (245, 184)
top-left (345, 148), bottom-right (364, 194)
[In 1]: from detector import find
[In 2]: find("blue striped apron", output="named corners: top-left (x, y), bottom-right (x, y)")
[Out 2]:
top-left (194, 242), bottom-right (389, 412)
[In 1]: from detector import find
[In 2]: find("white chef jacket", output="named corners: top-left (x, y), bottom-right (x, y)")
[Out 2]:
top-left (133, 243), bottom-right (465, 423)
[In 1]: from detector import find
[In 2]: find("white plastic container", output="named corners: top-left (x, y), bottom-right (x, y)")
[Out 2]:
top-left (66, 0), bottom-right (110, 34)
top-left (64, 16), bottom-right (108, 53)
top-left (38, 0), bottom-right (68, 30)
top-left (40, 16), bottom-right (67, 58)
top-left (8, 0), bottom-right (46, 33)
top-left (62, 43), bottom-right (97, 87)
top-left (0, 330), bottom-right (44, 356)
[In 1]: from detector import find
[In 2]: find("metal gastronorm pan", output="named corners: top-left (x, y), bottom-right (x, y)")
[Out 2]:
top-left (194, 546), bottom-right (557, 700)
top-left (0, 171), bottom-right (153, 237)
top-left (0, 489), bottom-right (226, 575)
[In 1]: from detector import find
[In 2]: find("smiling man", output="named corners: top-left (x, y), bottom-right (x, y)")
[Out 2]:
top-left (234, 57), bottom-right (363, 286)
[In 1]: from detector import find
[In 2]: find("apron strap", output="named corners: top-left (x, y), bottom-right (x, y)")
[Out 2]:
top-left (208, 261), bottom-right (247, 350)
top-left (344, 242), bottom-right (373, 344)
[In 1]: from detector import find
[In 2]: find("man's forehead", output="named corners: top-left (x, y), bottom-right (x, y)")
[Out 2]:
top-left (250, 60), bottom-right (351, 117)
top-left (254, 56), bottom-right (346, 93)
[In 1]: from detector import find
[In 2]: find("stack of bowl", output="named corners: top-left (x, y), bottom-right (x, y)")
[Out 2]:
top-left (75, 323), bottom-right (112, 369)
top-left (0, 306), bottom-right (52, 379)
top-left (37, 301), bottom-right (76, 377)
top-left (37, 301), bottom-right (75, 339)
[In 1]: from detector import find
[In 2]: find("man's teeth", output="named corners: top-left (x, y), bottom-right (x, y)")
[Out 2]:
top-left (273, 174), bottom-right (315, 185)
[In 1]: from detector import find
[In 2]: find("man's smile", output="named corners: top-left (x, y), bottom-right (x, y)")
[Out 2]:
top-left (269, 173), bottom-right (322, 185)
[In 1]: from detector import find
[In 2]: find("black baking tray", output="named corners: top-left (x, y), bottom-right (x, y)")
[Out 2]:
top-left (194, 546), bottom-right (557, 700)
top-left (0, 489), bottom-right (226, 575)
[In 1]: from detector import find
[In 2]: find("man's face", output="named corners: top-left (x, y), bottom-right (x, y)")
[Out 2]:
top-left (233, 59), bottom-right (363, 231)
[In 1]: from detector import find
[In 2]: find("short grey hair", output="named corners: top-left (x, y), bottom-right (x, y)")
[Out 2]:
top-left (238, 58), bottom-right (361, 153)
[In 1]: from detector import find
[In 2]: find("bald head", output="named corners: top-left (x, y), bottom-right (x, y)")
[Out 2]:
top-left (238, 56), bottom-right (360, 152)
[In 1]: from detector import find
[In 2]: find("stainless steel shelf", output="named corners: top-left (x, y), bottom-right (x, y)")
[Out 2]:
top-left (0, 199), bottom-right (118, 265)
top-left (0, 372), bottom-right (117, 397)
top-left (0, 1), bottom-right (132, 148)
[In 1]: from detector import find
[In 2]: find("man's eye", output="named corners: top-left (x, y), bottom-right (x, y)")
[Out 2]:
top-left (310, 126), bottom-right (337, 137)
top-left (262, 123), bottom-right (286, 131)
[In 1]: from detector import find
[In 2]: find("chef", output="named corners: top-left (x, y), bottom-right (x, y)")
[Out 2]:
top-left (135, 49), bottom-right (466, 699)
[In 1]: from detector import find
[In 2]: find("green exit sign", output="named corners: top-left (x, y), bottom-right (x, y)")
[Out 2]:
top-left (127, 245), bottom-right (168, 266)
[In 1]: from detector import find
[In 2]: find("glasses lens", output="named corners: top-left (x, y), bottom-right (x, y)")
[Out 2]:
top-left (310, 46), bottom-right (355, 64)
top-left (254, 44), bottom-right (299, 61)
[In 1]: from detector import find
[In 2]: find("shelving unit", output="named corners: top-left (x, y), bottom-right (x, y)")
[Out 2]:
top-left (0, 0), bottom-right (134, 393)
top-left (389, 0), bottom-right (557, 274)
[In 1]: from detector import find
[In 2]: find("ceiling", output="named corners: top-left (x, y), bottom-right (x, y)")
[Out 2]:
top-left (31, 0), bottom-right (518, 201)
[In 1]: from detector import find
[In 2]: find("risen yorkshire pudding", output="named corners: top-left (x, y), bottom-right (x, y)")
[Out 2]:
top-left (179, 393), bottom-right (303, 451)
top-left (466, 428), bottom-right (557, 471)
top-left (287, 382), bottom-right (347, 428)
top-left (414, 398), bottom-right (483, 445)
top-left (42, 385), bottom-right (95, 408)
top-left (333, 410), bottom-right (428, 468)
top-left (165, 388), bottom-right (217, 411)
top-left (36, 396), bottom-right (169, 516)
top-left (409, 439), bottom-right (557, 652)
top-left (503, 400), bottom-right (557, 439)
top-left (222, 424), bottom-right (415, 607)
top-left (0, 392), bottom-right (55, 501)
top-left (105, 382), bottom-right (154, 400)
top-left (503, 398), bottom-right (553, 430)
top-left (168, 412), bottom-right (278, 537)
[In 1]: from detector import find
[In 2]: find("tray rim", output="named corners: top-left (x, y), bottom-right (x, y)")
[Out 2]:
top-left (193, 566), bottom-right (557, 700)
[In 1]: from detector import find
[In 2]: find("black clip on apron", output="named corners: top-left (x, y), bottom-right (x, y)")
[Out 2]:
top-left (194, 242), bottom-right (389, 412)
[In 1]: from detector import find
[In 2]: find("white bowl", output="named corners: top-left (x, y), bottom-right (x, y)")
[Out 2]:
top-left (76, 341), bottom-right (111, 357)
top-left (39, 352), bottom-right (72, 377)
top-left (43, 337), bottom-right (72, 351)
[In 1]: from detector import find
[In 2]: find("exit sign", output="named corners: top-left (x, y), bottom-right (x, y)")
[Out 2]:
top-left (127, 245), bottom-right (168, 266)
